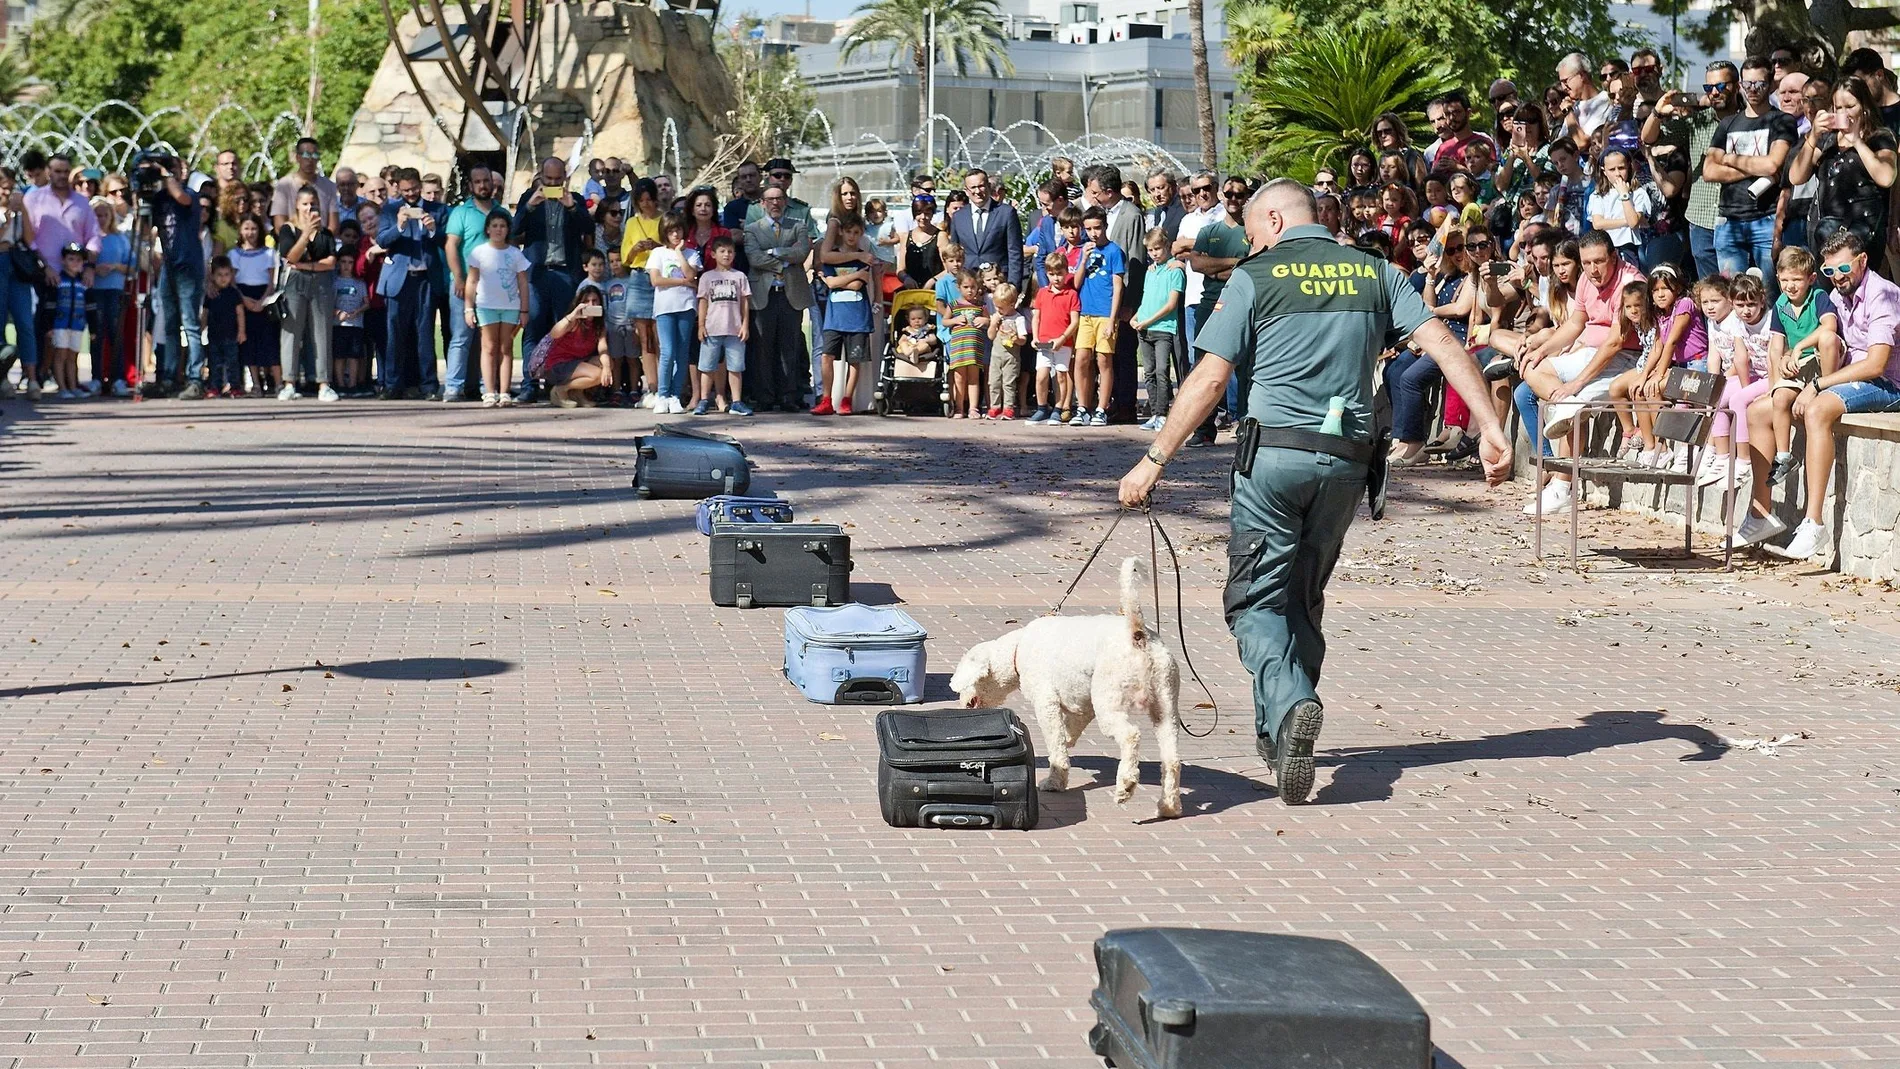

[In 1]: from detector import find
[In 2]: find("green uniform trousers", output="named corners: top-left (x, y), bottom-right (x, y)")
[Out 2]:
top-left (1223, 447), bottom-right (1368, 741)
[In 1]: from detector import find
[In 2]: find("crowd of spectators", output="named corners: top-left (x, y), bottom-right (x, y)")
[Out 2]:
top-left (8, 44), bottom-right (1900, 564)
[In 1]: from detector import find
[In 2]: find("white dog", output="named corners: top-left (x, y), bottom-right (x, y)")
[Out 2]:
top-left (950, 556), bottom-right (1183, 819)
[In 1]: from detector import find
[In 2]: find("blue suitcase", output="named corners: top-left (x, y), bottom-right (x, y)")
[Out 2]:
top-left (695, 494), bottom-right (794, 536)
top-left (784, 604), bottom-right (929, 704)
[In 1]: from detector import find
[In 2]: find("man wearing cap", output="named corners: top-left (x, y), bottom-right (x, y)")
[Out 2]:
top-left (745, 159), bottom-right (812, 230)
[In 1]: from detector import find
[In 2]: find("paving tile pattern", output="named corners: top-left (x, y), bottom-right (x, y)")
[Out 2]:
top-left (1, 399), bottom-right (1898, 1068)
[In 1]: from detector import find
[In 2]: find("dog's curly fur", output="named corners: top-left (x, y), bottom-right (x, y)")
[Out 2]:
top-left (950, 556), bottom-right (1183, 819)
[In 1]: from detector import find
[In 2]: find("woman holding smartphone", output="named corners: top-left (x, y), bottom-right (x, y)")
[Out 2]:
top-left (543, 286), bottom-right (611, 408)
top-left (1790, 75), bottom-right (1898, 271)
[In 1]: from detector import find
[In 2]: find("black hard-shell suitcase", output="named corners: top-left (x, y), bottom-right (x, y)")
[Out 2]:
top-left (633, 425), bottom-right (751, 499)
top-left (1088, 928), bottom-right (1431, 1069)
top-left (875, 709), bottom-right (1038, 830)
top-left (708, 523), bottom-right (851, 608)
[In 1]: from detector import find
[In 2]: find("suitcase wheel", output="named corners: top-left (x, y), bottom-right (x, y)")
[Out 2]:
top-left (737, 594), bottom-right (754, 609)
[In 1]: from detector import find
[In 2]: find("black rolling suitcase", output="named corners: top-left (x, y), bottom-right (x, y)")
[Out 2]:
top-left (633, 425), bottom-right (751, 499)
top-left (875, 709), bottom-right (1038, 830)
top-left (708, 523), bottom-right (851, 608)
top-left (1088, 928), bottom-right (1431, 1069)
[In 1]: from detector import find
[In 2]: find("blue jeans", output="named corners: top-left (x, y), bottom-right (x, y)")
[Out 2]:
top-left (383, 272), bottom-right (439, 393)
top-left (207, 339), bottom-right (242, 390)
top-left (445, 289), bottom-right (478, 395)
top-left (1716, 215), bottom-right (1777, 290)
top-left (0, 269), bottom-right (39, 372)
top-left (1829, 376), bottom-right (1900, 413)
top-left (656, 309), bottom-right (695, 399)
top-left (1688, 223), bottom-right (1718, 281)
top-left (523, 265), bottom-right (578, 395)
top-left (1384, 349), bottom-right (1442, 443)
top-left (157, 267), bottom-right (206, 385)
top-left (1513, 379), bottom-right (1551, 457)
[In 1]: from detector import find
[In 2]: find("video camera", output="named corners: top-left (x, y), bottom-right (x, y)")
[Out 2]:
top-left (130, 149), bottom-right (176, 202)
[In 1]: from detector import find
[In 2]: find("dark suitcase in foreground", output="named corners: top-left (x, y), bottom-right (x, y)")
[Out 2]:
top-left (709, 523), bottom-right (851, 608)
top-left (694, 493), bottom-right (794, 535)
top-left (784, 604), bottom-right (928, 704)
top-left (1088, 928), bottom-right (1430, 1069)
top-left (633, 425), bottom-right (751, 499)
top-left (875, 708), bottom-right (1038, 830)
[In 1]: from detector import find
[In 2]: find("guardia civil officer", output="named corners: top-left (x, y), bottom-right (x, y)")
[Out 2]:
top-left (1118, 179), bottom-right (1513, 804)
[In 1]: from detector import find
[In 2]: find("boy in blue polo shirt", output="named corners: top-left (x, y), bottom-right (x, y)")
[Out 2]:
top-left (1070, 206), bottom-right (1125, 427)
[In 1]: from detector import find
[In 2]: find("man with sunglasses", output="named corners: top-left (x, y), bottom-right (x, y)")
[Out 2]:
top-left (1644, 59), bottom-right (1743, 278)
top-left (1171, 173), bottom-right (1221, 337)
top-left (1178, 177), bottom-right (1252, 446)
top-left (1557, 53), bottom-right (1617, 153)
top-left (1706, 55), bottom-right (1798, 289)
top-left (1738, 230), bottom-right (1900, 557)
top-left (745, 158), bottom-right (811, 231)
top-left (443, 164), bottom-right (501, 402)
top-left (269, 138), bottom-right (337, 232)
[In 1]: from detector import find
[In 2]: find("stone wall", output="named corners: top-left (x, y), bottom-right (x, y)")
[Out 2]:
top-left (341, 1), bottom-right (735, 189)
top-left (1533, 413), bottom-right (1900, 580)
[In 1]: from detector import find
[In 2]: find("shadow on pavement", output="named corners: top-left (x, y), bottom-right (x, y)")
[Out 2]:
top-left (0, 656), bottom-right (515, 699)
top-left (1313, 710), bottom-right (1729, 805)
top-left (1069, 753), bottom-right (1277, 819)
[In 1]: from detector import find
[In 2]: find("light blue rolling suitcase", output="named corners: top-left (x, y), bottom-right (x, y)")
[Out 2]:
top-left (783, 604), bottom-right (928, 705)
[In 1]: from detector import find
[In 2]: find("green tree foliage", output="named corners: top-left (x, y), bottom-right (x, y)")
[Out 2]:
top-left (839, 0), bottom-right (1012, 135)
top-left (718, 13), bottom-right (824, 160)
top-left (1228, 23), bottom-right (1458, 181)
top-left (1228, 0), bottom-right (1650, 116)
top-left (22, 0), bottom-right (386, 166)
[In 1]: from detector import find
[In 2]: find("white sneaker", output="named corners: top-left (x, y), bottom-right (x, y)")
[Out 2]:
top-left (1768, 518), bottom-right (1826, 560)
top-left (1636, 448), bottom-right (1661, 468)
top-left (642, 392), bottom-right (659, 410)
top-left (277, 383), bottom-right (300, 401)
top-left (1523, 479), bottom-right (1574, 515)
top-left (110, 380), bottom-right (132, 397)
top-left (1543, 399), bottom-right (1585, 440)
top-left (668, 396), bottom-right (686, 414)
top-left (1735, 512), bottom-right (1789, 547)
top-left (1694, 453), bottom-right (1731, 488)
top-left (1667, 447), bottom-right (1690, 474)
top-left (40, 379), bottom-right (57, 395)
top-left (317, 384), bottom-right (339, 402)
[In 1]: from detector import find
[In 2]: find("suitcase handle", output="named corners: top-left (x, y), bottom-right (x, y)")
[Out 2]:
top-left (927, 779), bottom-right (997, 802)
top-left (835, 679), bottom-right (904, 705)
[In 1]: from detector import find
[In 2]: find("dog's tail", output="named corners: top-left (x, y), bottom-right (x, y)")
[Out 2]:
top-left (1119, 555), bottom-right (1148, 645)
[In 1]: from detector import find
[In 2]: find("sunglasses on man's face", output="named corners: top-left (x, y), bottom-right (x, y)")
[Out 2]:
top-left (1741, 79), bottom-right (1771, 91)
top-left (1222, 190), bottom-right (1248, 200)
top-left (1190, 184), bottom-right (1215, 195)
top-left (1704, 82), bottom-right (1733, 93)
top-left (770, 171), bottom-right (793, 180)
top-left (1820, 261), bottom-right (1857, 277)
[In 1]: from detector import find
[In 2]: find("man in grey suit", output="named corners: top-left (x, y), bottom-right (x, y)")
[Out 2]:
top-left (743, 186), bottom-right (814, 411)
top-left (945, 167), bottom-right (1024, 286)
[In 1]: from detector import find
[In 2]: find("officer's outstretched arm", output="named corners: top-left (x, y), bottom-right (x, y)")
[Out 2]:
top-left (1410, 320), bottom-right (1514, 486)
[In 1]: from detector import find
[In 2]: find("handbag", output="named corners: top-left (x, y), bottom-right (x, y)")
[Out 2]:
top-left (259, 260), bottom-right (292, 326)
top-left (10, 246), bottom-right (43, 286)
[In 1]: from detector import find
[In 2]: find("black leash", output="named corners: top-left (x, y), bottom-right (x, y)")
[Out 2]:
top-left (1048, 504), bottom-right (1222, 738)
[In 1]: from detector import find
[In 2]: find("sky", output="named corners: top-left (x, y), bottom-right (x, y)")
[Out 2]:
top-left (725, 0), bottom-right (861, 24)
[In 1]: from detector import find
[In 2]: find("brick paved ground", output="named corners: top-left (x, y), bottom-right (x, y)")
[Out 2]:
top-left (1, 398), bottom-right (1898, 1069)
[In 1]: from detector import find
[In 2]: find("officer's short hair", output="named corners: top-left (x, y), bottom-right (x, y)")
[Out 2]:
top-left (1253, 177), bottom-right (1317, 222)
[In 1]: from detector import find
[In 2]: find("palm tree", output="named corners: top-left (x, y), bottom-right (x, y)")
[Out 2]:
top-left (1222, 0), bottom-right (1298, 76)
top-left (1229, 23), bottom-right (1455, 181)
top-left (1186, 0), bottom-right (1215, 171)
top-left (839, 0), bottom-right (1013, 144)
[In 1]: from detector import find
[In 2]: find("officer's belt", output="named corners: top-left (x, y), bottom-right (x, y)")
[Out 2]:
top-left (1233, 418), bottom-right (1374, 476)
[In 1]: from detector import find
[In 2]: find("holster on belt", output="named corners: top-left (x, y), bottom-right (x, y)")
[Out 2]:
top-left (1232, 417), bottom-right (1388, 519)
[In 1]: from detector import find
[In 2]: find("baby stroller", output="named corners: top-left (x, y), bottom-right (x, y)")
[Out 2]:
top-left (874, 288), bottom-right (951, 417)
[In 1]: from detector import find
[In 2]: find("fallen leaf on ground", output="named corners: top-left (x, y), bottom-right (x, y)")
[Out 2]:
top-left (86, 995), bottom-right (109, 1005)
top-left (818, 732), bottom-right (847, 741)
top-left (656, 814), bottom-right (677, 823)
top-left (281, 684), bottom-right (293, 692)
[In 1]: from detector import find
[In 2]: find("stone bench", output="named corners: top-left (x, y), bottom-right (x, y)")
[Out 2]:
top-left (1555, 413), bottom-right (1900, 579)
